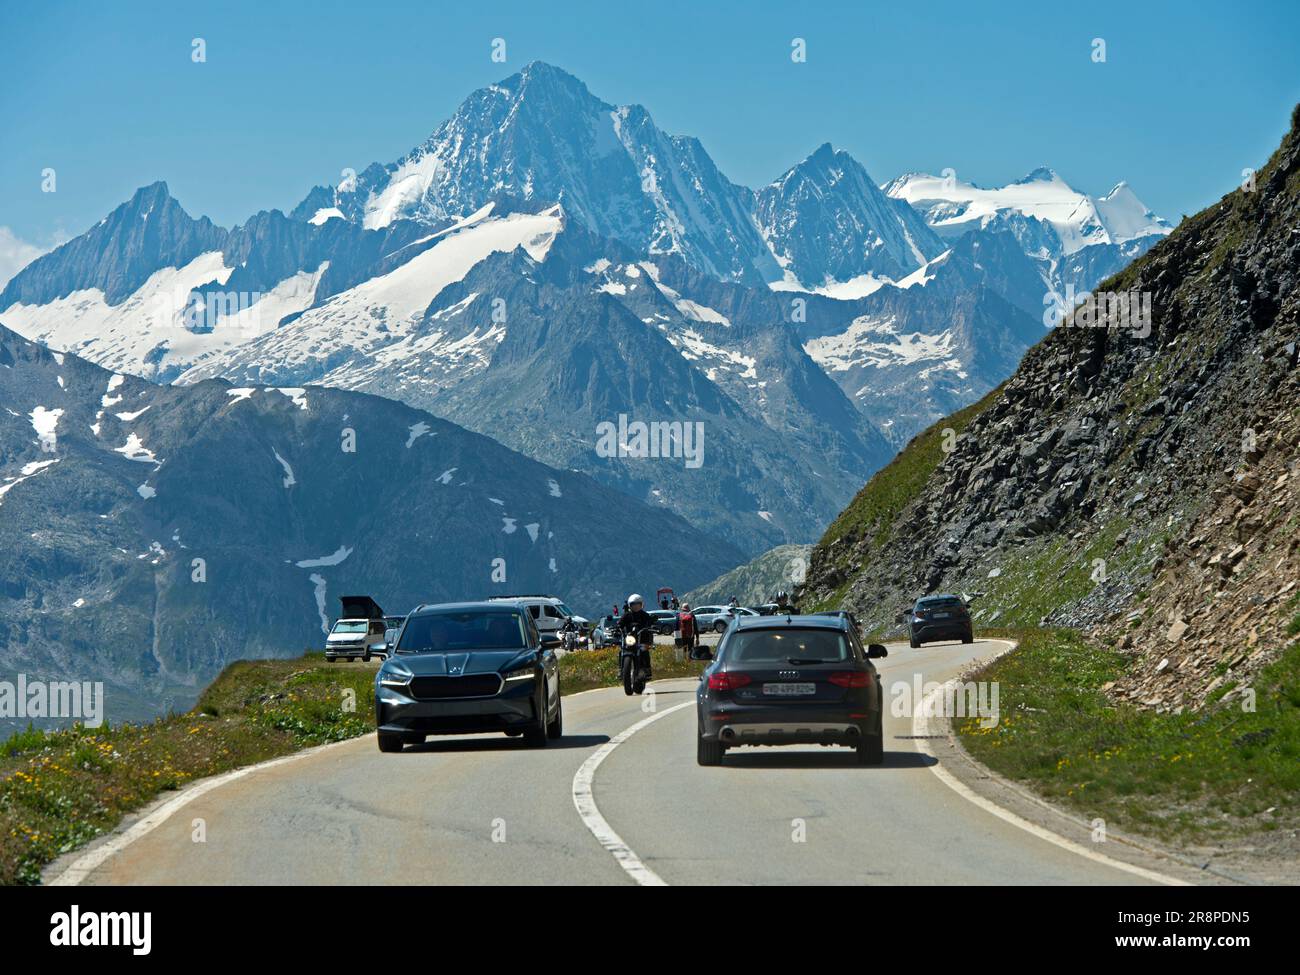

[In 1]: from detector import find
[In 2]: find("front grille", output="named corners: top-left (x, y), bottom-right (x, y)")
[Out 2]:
top-left (408, 674), bottom-right (503, 700)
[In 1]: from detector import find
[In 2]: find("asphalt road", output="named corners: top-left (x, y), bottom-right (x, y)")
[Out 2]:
top-left (56, 639), bottom-right (1185, 885)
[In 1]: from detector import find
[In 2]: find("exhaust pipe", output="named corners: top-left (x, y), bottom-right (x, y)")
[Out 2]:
top-left (720, 728), bottom-right (736, 742)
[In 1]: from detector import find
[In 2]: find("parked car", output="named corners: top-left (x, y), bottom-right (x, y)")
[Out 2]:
top-left (485, 594), bottom-right (589, 637)
top-left (374, 602), bottom-right (563, 752)
top-left (326, 595), bottom-right (388, 662)
top-left (694, 604), bottom-right (759, 634)
top-left (648, 609), bottom-right (679, 635)
top-left (695, 613), bottom-right (888, 766)
top-left (907, 594), bottom-right (973, 647)
top-left (591, 615), bottom-right (620, 648)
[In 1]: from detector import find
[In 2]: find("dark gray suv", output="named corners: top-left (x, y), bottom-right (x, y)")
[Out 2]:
top-left (696, 614), bottom-right (888, 766)
top-left (374, 602), bottom-right (563, 752)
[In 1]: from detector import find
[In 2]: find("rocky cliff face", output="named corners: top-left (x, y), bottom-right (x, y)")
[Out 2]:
top-left (800, 107), bottom-right (1300, 714)
top-left (683, 543), bottom-right (813, 607)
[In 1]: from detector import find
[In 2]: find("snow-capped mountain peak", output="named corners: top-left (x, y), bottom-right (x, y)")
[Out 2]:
top-left (754, 144), bottom-right (946, 296)
top-left (308, 61), bottom-right (778, 286)
top-left (883, 167), bottom-right (1171, 254)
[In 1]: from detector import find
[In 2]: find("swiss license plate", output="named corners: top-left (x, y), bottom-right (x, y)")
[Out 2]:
top-left (933, 612), bottom-right (951, 619)
top-left (763, 682), bottom-right (817, 696)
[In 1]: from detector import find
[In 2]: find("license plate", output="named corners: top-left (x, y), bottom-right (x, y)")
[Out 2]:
top-left (763, 682), bottom-right (817, 696)
top-left (933, 612), bottom-right (951, 619)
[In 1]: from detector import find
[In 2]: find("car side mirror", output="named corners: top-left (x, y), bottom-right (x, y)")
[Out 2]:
top-left (867, 643), bottom-right (888, 659)
top-left (540, 636), bottom-right (561, 650)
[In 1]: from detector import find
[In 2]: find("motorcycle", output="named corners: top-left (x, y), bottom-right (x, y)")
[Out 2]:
top-left (558, 616), bottom-right (580, 653)
top-left (616, 622), bottom-right (655, 695)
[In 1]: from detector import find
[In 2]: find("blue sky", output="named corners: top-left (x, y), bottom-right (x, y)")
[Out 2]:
top-left (1, 0), bottom-right (1297, 278)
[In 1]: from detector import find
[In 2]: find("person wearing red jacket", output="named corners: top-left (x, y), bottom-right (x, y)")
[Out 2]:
top-left (677, 602), bottom-right (698, 658)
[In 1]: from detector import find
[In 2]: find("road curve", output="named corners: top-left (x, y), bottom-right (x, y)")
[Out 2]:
top-left (53, 640), bottom-right (1187, 886)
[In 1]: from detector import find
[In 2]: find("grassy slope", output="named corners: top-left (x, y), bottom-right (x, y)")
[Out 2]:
top-left (807, 385), bottom-right (1003, 612)
top-left (958, 628), bottom-right (1300, 845)
top-left (0, 645), bottom-right (706, 885)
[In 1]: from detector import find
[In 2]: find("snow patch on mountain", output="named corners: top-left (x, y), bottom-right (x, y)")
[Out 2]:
top-left (884, 169), bottom-right (1171, 254)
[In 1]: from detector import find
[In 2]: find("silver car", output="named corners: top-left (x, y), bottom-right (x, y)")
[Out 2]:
top-left (692, 605), bottom-right (759, 634)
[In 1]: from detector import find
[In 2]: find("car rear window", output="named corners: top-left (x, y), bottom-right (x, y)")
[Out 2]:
top-left (919, 597), bottom-right (965, 610)
top-left (397, 611), bottom-right (528, 653)
top-left (723, 629), bottom-right (850, 663)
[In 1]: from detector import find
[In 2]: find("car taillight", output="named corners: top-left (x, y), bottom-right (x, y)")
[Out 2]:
top-left (707, 672), bottom-right (752, 691)
top-left (829, 671), bottom-right (872, 688)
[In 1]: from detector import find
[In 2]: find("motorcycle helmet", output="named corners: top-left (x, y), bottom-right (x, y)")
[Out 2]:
top-left (628, 593), bottom-right (644, 607)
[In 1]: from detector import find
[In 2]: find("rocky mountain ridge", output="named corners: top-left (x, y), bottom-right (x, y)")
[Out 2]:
top-left (800, 106), bottom-right (1300, 714)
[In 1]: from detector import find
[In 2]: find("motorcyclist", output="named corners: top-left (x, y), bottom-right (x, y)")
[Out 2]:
top-left (558, 615), bottom-right (579, 652)
top-left (618, 593), bottom-right (656, 679)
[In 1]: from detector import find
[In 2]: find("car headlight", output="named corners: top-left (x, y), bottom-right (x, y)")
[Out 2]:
top-left (503, 665), bottom-right (535, 683)
top-left (379, 669), bottom-right (412, 688)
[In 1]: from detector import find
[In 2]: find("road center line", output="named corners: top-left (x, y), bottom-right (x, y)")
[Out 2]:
top-left (572, 697), bottom-right (694, 886)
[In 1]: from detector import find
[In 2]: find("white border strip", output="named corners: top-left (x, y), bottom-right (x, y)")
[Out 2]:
top-left (912, 642), bottom-right (1190, 886)
top-left (48, 739), bottom-right (350, 886)
top-left (572, 699), bottom-right (693, 886)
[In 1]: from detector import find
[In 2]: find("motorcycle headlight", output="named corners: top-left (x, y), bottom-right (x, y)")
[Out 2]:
top-left (503, 665), bottom-right (535, 683)
top-left (623, 634), bottom-right (637, 647)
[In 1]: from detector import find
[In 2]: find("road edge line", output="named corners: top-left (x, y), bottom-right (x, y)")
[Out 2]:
top-left (572, 697), bottom-right (694, 886)
top-left (911, 639), bottom-right (1191, 887)
top-left (46, 735), bottom-right (361, 886)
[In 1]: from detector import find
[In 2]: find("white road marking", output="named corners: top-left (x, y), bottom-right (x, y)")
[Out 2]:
top-left (47, 738), bottom-right (352, 886)
top-left (47, 677), bottom-right (658, 885)
top-left (912, 641), bottom-right (1191, 886)
top-left (572, 699), bottom-right (694, 886)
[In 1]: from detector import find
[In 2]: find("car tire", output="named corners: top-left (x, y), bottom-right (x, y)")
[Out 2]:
top-left (713, 620), bottom-right (727, 634)
top-left (697, 727), bottom-right (724, 767)
top-left (524, 686), bottom-right (550, 747)
top-left (909, 636), bottom-right (919, 649)
top-left (377, 732), bottom-right (404, 753)
top-left (962, 632), bottom-right (974, 644)
top-left (326, 656), bottom-right (337, 663)
top-left (547, 693), bottom-right (563, 740)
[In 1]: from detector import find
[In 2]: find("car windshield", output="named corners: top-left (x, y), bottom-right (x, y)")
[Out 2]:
top-left (396, 611), bottom-right (528, 653)
top-left (556, 603), bottom-right (575, 616)
top-left (723, 629), bottom-right (850, 663)
top-left (332, 621), bottom-right (368, 634)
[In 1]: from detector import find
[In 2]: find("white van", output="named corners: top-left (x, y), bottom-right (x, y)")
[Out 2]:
top-left (485, 594), bottom-right (588, 637)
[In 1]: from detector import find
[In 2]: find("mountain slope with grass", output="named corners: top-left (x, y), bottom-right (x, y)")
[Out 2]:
top-left (801, 105), bottom-right (1300, 714)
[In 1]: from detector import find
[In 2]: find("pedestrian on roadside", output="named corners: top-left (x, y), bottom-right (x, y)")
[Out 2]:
top-left (678, 602), bottom-right (698, 660)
